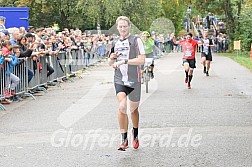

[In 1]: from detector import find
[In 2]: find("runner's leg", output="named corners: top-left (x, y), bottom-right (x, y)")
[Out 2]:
top-left (184, 62), bottom-right (189, 84)
top-left (206, 60), bottom-right (211, 76)
top-left (117, 92), bottom-right (128, 134)
top-left (130, 100), bottom-right (140, 149)
top-left (188, 69), bottom-right (194, 89)
top-left (202, 56), bottom-right (206, 73)
top-left (117, 92), bottom-right (129, 150)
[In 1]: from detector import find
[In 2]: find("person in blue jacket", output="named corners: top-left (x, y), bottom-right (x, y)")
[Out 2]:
top-left (4, 45), bottom-right (20, 97)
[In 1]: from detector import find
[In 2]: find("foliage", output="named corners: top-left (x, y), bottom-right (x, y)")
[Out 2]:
top-left (0, 0), bottom-right (251, 51)
top-left (191, 0), bottom-right (251, 51)
top-left (234, 2), bottom-right (252, 51)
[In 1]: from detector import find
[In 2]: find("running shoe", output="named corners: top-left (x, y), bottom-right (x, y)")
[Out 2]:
top-left (206, 71), bottom-right (209, 76)
top-left (4, 91), bottom-right (12, 98)
top-left (188, 83), bottom-right (191, 89)
top-left (132, 129), bottom-right (139, 149)
top-left (185, 77), bottom-right (188, 83)
top-left (0, 99), bottom-right (11, 104)
top-left (118, 139), bottom-right (128, 151)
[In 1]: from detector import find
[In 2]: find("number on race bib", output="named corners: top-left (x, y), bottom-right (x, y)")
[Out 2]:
top-left (185, 51), bottom-right (192, 57)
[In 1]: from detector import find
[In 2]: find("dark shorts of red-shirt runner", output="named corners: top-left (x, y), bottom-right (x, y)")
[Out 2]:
top-left (183, 58), bottom-right (196, 69)
top-left (114, 82), bottom-right (141, 102)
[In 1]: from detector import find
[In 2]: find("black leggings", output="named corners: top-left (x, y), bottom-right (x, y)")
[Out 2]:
top-left (47, 63), bottom-right (54, 77)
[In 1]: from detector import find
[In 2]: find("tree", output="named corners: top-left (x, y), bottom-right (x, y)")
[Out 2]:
top-left (235, 1), bottom-right (252, 51)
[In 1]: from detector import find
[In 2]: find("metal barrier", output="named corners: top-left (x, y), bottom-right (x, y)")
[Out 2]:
top-left (27, 56), bottom-right (47, 93)
top-left (13, 59), bottom-right (35, 99)
top-left (0, 48), bottom-right (105, 110)
top-left (47, 55), bottom-right (58, 83)
top-left (56, 52), bottom-right (67, 80)
top-left (0, 58), bottom-right (35, 109)
top-left (0, 66), bottom-right (6, 110)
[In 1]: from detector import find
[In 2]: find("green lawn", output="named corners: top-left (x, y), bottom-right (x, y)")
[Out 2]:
top-left (217, 52), bottom-right (252, 71)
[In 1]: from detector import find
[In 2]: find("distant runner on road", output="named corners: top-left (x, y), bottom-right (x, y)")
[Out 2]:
top-left (201, 30), bottom-right (214, 76)
top-left (174, 32), bottom-right (199, 89)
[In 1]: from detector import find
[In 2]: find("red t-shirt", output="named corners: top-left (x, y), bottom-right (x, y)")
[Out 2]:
top-left (2, 47), bottom-right (11, 57)
top-left (180, 39), bottom-right (198, 59)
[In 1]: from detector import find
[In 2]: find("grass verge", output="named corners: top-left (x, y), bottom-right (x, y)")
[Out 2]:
top-left (217, 52), bottom-right (252, 71)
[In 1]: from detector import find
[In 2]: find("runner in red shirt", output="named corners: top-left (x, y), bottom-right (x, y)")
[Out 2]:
top-left (175, 33), bottom-right (198, 89)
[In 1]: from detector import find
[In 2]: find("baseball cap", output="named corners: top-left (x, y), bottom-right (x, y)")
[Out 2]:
top-left (1, 30), bottom-right (10, 36)
top-left (42, 35), bottom-right (49, 40)
top-left (25, 33), bottom-right (35, 38)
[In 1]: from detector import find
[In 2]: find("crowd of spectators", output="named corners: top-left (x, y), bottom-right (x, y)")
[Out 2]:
top-left (0, 26), bottom-right (113, 104)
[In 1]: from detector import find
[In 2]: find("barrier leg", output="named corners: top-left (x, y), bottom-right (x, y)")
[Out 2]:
top-left (34, 86), bottom-right (48, 93)
top-left (65, 73), bottom-right (74, 83)
top-left (55, 80), bottom-right (62, 87)
top-left (0, 103), bottom-right (6, 111)
top-left (23, 92), bottom-right (36, 100)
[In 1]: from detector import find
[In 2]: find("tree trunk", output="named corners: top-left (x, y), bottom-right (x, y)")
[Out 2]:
top-left (224, 0), bottom-right (235, 42)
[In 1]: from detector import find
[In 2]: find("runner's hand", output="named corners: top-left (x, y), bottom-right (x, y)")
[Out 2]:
top-left (112, 60), bottom-right (124, 69)
top-left (110, 52), bottom-right (118, 59)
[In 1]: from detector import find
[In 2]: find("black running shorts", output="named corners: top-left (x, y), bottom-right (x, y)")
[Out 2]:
top-left (114, 82), bottom-right (141, 102)
top-left (183, 58), bottom-right (196, 69)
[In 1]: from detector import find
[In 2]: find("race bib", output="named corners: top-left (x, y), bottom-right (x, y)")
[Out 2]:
top-left (203, 39), bottom-right (209, 54)
top-left (185, 51), bottom-right (192, 57)
top-left (183, 41), bottom-right (193, 57)
top-left (203, 45), bottom-right (208, 53)
top-left (123, 81), bottom-right (134, 87)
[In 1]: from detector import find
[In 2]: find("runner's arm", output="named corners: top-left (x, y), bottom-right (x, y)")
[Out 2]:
top-left (127, 54), bottom-right (145, 65)
top-left (108, 53), bottom-right (117, 66)
top-left (108, 45), bottom-right (117, 66)
top-left (113, 54), bottom-right (145, 68)
top-left (173, 37), bottom-right (180, 45)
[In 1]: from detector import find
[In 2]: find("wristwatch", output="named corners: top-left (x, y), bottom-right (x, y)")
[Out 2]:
top-left (124, 59), bottom-right (128, 64)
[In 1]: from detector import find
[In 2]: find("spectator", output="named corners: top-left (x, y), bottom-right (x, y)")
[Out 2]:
top-left (196, 15), bottom-right (201, 29)
top-left (165, 33), bottom-right (171, 53)
top-left (3, 45), bottom-right (20, 100)
top-left (9, 28), bottom-right (19, 45)
top-left (19, 27), bottom-right (26, 35)
top-left (205, 12), bottom-right (211, 29)
top-left (2, 40), bottom-right (12, 56)
top-left (1, 30), bottom-right (10, 40)
top-left (40, 36), bottom-right (55, 78)
top-left (27, 26), bottom-right (35, 33)
top-left (25, 33), bottom-right (36, 44)
top-left (17, 35), bottom-right (35, 83)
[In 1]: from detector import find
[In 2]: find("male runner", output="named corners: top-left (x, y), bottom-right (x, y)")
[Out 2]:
top-left (201, 30), bottom-right (214, 76)
top-left (174, 33), bottom-right (198, 89)
top-left (108, 16), bottom-right (145, 151)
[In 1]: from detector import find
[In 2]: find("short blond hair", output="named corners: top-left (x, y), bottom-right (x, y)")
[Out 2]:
top-left (116, 16), bottom-right (131, 26)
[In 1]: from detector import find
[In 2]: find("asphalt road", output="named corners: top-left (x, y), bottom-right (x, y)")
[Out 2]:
top-left (0, 52), bottom-right (252, 167)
